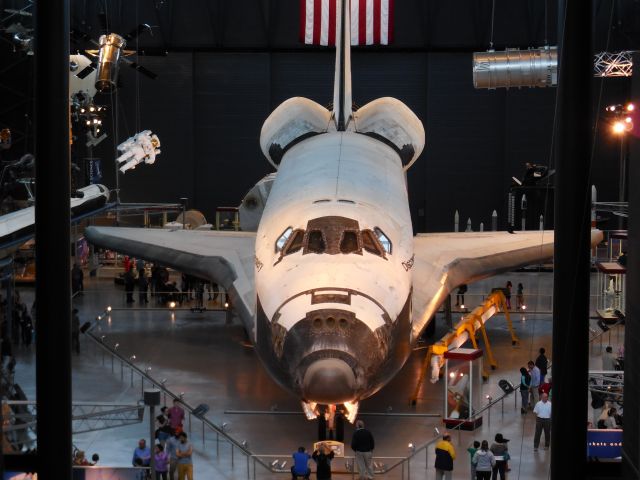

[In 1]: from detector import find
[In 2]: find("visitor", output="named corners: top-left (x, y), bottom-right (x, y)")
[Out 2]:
top-left (472, 440), bottom-right (496, 480)
top-left (434, 433), bottom-right (455, 480)
top-left (291, 446), bottom-right (311, 479)
top-left (312, 443), bottom-right (335, 480)
top-left (351, 419), bottom-right (375, 480)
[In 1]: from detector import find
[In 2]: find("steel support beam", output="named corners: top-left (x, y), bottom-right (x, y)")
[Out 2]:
top-left (622, 51), bottom-right (640, 479)
top-left (551, 0), bottom-right (592, 478)
top-left (34, 0), bottom-right (72, 478)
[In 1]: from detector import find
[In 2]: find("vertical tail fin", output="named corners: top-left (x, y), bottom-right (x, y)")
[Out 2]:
top-left (333, 0), bottom-right (352, 131)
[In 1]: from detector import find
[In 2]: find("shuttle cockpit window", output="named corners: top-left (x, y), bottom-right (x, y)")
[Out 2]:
top-left (306, 230), bottom-right (326, 254)
top-left (374, 227), bottom-right (392, 254)
top-left (340, 230), bottom-right (360, 254)
top-left (284, 229), bottom-right (305, 255)
top-left (362, 229), bottom-right (385, 257)
top-left (275, 227), bottom-right (293, 253)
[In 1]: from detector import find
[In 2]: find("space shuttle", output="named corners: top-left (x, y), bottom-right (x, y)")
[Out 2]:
top-left (86, 1), bottom-right (602, 419)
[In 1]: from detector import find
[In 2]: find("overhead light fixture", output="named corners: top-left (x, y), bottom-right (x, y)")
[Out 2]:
top-left (169, 301), bottom-right (176, 309)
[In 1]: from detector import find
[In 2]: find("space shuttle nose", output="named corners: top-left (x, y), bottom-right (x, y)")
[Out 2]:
top-left (302, 358), bottom-right (357, 404)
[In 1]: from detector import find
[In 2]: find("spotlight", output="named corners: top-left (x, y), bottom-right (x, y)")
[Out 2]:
top-left (627, 103), bottom-right (635, 112)
top-left (271, 460), bottom-right (279, 467)
top-left (280, 461), bottom-right (287, 469)
top-left (100, 335), bottom-right (106, 342)
top-left (224, 302), bottom-right (229, 309)
top-left (408, 443), bottom-right (415, 452)
top-left (89, 106), bottom-right (95, 112)
top-left (434, 427), bottom-right (440, 436)
top-left (80, 108), bottom-right (86, 113)
top-left (625, 116), bottom-right (633, 123)
top-left (449, 372), bottom-right (455, 378)
top-left (160, 378), bottom-right (167, 385)
top-left (486, 395), bottom-right (493, 402)
top-left (145, 367), bottom-right (152, 373)
top-left (129, 355), bottom-right (136, 361)
top-left (612, 121), bottom-right (627, 135)
top-left (460, 304), bottom-right (465, 309)
top-left (169, 301), bottom-right (176, 309)
top-left (521, 305), bottom-right (527, 310)
top-left (114, 343), bottom-right (119, 349)
top-left (607, 105), bottom-right (617, 112)
top-left (96, 315), bottom-right (102, 321)
top-left (241, 440), bottom-right (248, 448)
top-left (220, 422), bottom-right (228, 431)
top-left (179, 392), bottom-right (185, 398)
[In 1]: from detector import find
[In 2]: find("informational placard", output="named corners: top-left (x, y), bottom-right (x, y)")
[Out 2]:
top-left (587, 429), bottom-right (623, 459)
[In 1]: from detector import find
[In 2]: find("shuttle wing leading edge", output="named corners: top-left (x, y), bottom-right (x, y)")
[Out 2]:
top-left (84, 227), bottom-right (257, 334)
top-left (410, 229), bottom-right (603, 341)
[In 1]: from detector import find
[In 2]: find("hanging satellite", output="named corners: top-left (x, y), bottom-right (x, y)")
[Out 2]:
top-left (73, 24), bottom-right (158, 93)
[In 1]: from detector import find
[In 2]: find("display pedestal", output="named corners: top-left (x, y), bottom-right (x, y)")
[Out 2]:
top-left (443, 348), bottom-right (483, 431)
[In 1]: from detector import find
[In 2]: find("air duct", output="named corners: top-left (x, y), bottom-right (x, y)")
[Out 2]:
top-left (472, 46), bottom-right (558, 89)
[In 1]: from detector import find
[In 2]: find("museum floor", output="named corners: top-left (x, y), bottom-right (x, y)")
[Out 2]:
top-left (11, 269), bottom-right (621, 479)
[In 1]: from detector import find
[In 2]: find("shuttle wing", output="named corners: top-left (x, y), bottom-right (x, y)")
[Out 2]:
top-left (410, 230), bottom-right (603, 340)
top-left (85, 227), bottom-right (257, 332)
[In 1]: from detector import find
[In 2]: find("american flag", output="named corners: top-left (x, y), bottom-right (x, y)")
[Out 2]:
top-left (300, 0), bottom-right (394, 46)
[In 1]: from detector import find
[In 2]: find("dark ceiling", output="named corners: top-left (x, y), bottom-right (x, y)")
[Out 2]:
top-left (0, 0), bottom-right (638, 230)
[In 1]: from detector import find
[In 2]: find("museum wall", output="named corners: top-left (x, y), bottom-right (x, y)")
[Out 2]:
top-left (0, 0), bottom-right (634, 231)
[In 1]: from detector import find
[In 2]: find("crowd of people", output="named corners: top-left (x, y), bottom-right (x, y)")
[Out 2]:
top-left (129, 398), bottom-right (193, 480)
top-left (518, 347), bottom-right (551, 414)
top-left (120, 257), bottom-right (218, 308)
top-left (290, 419), bottom-right (375, 480)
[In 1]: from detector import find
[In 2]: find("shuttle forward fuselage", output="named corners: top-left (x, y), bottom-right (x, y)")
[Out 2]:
top-left (255, 132), bottom-right (414, 404)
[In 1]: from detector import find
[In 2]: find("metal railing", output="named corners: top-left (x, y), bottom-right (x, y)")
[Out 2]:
top-left (83, 316), bottom-right (276, 479)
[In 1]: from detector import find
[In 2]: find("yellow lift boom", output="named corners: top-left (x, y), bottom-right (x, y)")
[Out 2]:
top-left (410, 290), bottom-right (519, 405)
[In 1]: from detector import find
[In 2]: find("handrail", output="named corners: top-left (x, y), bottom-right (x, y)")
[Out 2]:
top-left (381, 375), bottom-right (524, 477)
top-left (82, 319), bottom-right (276, 477)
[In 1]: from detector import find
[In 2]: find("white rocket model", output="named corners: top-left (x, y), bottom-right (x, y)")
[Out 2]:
top-left (116, 130), bottom-right (161, 173)
top-left (85, 0), bottom-right (603, 418)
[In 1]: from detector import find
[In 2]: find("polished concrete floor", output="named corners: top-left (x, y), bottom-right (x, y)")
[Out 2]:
top-left (9, 268), bottom-right (621, 479)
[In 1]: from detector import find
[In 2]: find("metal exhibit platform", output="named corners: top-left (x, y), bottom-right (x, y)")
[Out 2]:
top-left (6, 269), bottom-right (621, 479)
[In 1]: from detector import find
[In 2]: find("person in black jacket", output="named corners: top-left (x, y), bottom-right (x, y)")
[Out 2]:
top-left (535, 347), bottom-right (548, 384)
top-left (312, 443), bottom-right (335, 480)
top-left (351, 420), bottom-right (375, 480)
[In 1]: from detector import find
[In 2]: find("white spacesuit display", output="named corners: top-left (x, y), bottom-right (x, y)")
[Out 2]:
top-left (115, 130), bottom-right (161, 173)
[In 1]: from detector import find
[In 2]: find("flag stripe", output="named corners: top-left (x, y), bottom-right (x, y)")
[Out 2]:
top-left (366, 0), bottom-right (373, 44)
top-left (387, 0), bottom-right (394, 43)
top-left (306, 0), bottom-right (315, 44)
top-left (313, 0), bottom-right (322, 45)
top-left (301, 0), bottom-right (393, 45)
top-left (350, 0), bottom-right (358, 45)
top-left (373, 0), bottom-right (381, 44)
top-left (358, 0), bottom-right (367, 45)
top-left (299, 0), bottom-right (306, 43)
top-left (320, 0), bottom-right (329, 46)
top-left (328, 0), bottom-right (337, 46)
top-left (380, 0), bottom-right (388, 44)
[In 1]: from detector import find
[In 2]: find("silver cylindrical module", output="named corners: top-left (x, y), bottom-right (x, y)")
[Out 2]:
top-left (472, 46), bottom-right (558, 89)
top-left (96, 33), bottom-right (126, 93)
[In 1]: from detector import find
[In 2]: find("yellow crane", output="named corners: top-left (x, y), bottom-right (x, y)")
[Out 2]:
top-left (410, 290), bottom-right (519, 405)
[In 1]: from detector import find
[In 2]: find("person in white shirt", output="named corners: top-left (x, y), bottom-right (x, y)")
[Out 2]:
top-left (533, 393), bottom-right (551, 451)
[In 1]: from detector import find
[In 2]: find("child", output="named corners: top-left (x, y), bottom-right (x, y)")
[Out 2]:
top-left (467, 440), bottom-right (480, 480)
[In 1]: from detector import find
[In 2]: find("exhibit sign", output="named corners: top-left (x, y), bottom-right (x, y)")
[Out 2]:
top-left (587, 429), bottom-right (623, 459)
